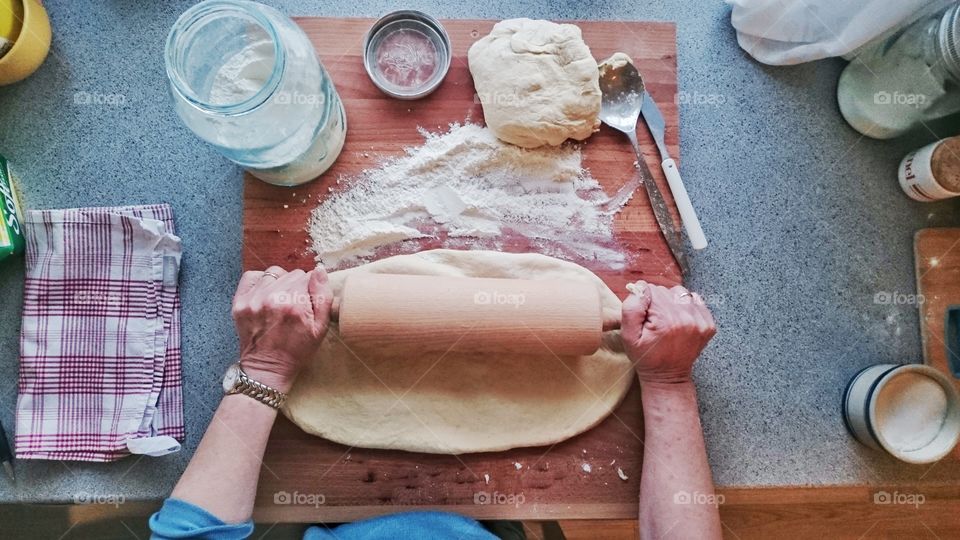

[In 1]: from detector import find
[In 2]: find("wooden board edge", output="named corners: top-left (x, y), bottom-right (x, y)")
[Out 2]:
top-left (288, 16), bottom-right (677, 28)
top-left (717, 484), bottom-right (960, 504)
top-left (914, 227), bottom-right (960, 461)
top-left (914, 228), bottom-right (931, 364)
top-left (253, 503), bottom-right (635, 523)
top-left (250, 484), bottom-right (960, 522)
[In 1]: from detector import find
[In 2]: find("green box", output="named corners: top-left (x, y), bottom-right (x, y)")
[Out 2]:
top-left (0, 155), bottom-right (25, 261)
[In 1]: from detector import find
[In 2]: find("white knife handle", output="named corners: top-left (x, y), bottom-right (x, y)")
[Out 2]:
top-left (662, 158), bottom-right (707, 250)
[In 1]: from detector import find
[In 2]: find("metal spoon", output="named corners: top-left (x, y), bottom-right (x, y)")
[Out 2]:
top-left (598, 54), bottom-right (688, 275)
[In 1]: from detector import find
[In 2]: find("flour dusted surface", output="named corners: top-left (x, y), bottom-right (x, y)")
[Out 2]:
top-left (308, 123), bottom-right (626, 268)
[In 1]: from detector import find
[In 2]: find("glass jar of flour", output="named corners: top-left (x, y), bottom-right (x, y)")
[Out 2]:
top-left (837, 3), bottom-right (960, 139)
top-left (165, 0), bottom-right (346, 186)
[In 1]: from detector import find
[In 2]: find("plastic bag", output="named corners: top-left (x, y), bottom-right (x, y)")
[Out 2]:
top-left (727, 0), bottom-right (955, 65)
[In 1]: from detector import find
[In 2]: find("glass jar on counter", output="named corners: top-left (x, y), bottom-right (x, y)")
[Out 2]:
top-left (165, 0), bottom-right (346, 186)
top-left (837, 3), bottom-right (960, 139)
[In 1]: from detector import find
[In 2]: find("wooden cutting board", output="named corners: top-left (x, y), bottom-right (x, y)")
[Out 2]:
top-left (915, 228), bottom-right (960, 461)
top-left (244, 17), bottom-right (681, 521)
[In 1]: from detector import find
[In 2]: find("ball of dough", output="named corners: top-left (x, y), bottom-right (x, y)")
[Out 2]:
top-left (468, 18), bottom-right (601, 148)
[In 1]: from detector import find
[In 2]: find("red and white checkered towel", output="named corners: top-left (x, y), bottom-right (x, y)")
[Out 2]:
top-left (15, 204), bottom-right (184, 462)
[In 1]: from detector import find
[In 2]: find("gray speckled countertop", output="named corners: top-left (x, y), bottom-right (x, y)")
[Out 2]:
top-left (1, 0), bottom-right (959, 504)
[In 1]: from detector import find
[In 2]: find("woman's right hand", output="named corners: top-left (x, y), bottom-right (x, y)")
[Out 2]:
top-left (620, 281), bottom-right (716, 385)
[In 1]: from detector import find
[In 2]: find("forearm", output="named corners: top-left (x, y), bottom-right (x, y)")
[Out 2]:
top-left (170, 394), bottom-right (277, 523)
top-left (639, 381), bottom-right (721, 539)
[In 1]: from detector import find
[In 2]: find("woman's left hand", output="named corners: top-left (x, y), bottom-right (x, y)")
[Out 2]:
top-left (231, 266), bottom-right (333, 393)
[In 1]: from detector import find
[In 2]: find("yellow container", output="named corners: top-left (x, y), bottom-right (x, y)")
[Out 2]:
top-left (0, 0), bottom-right (50, 85)
top-left (0, 0), bottom-right (24, 49)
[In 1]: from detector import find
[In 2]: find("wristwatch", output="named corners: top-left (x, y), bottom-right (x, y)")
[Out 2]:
top-left (222, 363), bottom-right (287, 409)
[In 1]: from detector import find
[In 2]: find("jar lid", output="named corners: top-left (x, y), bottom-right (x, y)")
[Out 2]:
top-left (363, 10), bottom-right (451, 100)
top-left (939, 4), bottom-right (960, 81)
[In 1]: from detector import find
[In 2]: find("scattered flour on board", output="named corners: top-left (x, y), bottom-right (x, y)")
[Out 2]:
top-left (308, 123), bottom-right (630, 269)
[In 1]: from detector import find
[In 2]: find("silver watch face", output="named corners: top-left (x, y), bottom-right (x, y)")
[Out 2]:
top-left (222, 363), bottom-right (241, 393)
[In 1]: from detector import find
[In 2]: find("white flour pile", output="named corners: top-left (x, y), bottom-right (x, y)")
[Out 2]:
top-left (308, 123), bottom-right (628, 268)
top-left (874, 372), bottom-right (949, 453)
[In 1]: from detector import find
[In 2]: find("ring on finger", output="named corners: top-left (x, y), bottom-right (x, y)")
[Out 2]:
top-left (263, 271), bottom-right (281, 280)
top-left (678, 291), bottom-right (694, 299)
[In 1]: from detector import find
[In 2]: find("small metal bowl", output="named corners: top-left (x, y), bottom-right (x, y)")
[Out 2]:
top-left (363, 10), bottom-right (451, 100)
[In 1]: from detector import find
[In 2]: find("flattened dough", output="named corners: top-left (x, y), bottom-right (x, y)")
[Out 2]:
top-left (284, 249), bottom-right (632, 454)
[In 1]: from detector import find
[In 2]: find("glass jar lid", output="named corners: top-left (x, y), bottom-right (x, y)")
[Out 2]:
top-left (939, 4), bottom-right (960, 81)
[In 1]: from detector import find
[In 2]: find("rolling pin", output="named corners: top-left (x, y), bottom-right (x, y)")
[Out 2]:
top-left (330, 274), bottom-right (619, 356)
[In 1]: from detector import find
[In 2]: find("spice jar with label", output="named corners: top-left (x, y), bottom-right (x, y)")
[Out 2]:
top-left (165, 0), bottom-right (347, 186)
top-left (899, 135), bottom-right (960, 201)
top-left (837, 3), bottom-right (960, 139)
top-left (0, 155), bottom-right (25, 263)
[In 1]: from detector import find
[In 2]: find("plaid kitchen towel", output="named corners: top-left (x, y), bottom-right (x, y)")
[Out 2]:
top-left (15, 204), bottom-right (184, 461)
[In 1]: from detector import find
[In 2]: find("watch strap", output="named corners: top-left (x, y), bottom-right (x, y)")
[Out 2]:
top-left (227, 368), bottom-right (287, 409)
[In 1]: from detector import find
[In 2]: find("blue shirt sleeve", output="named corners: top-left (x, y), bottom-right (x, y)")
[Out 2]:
top-left (149, 498), bottom-right (254, 540)
top-left (149, 498), bottom-right (495, 540)
top-left (304, 511), bottom-right (496, 540)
